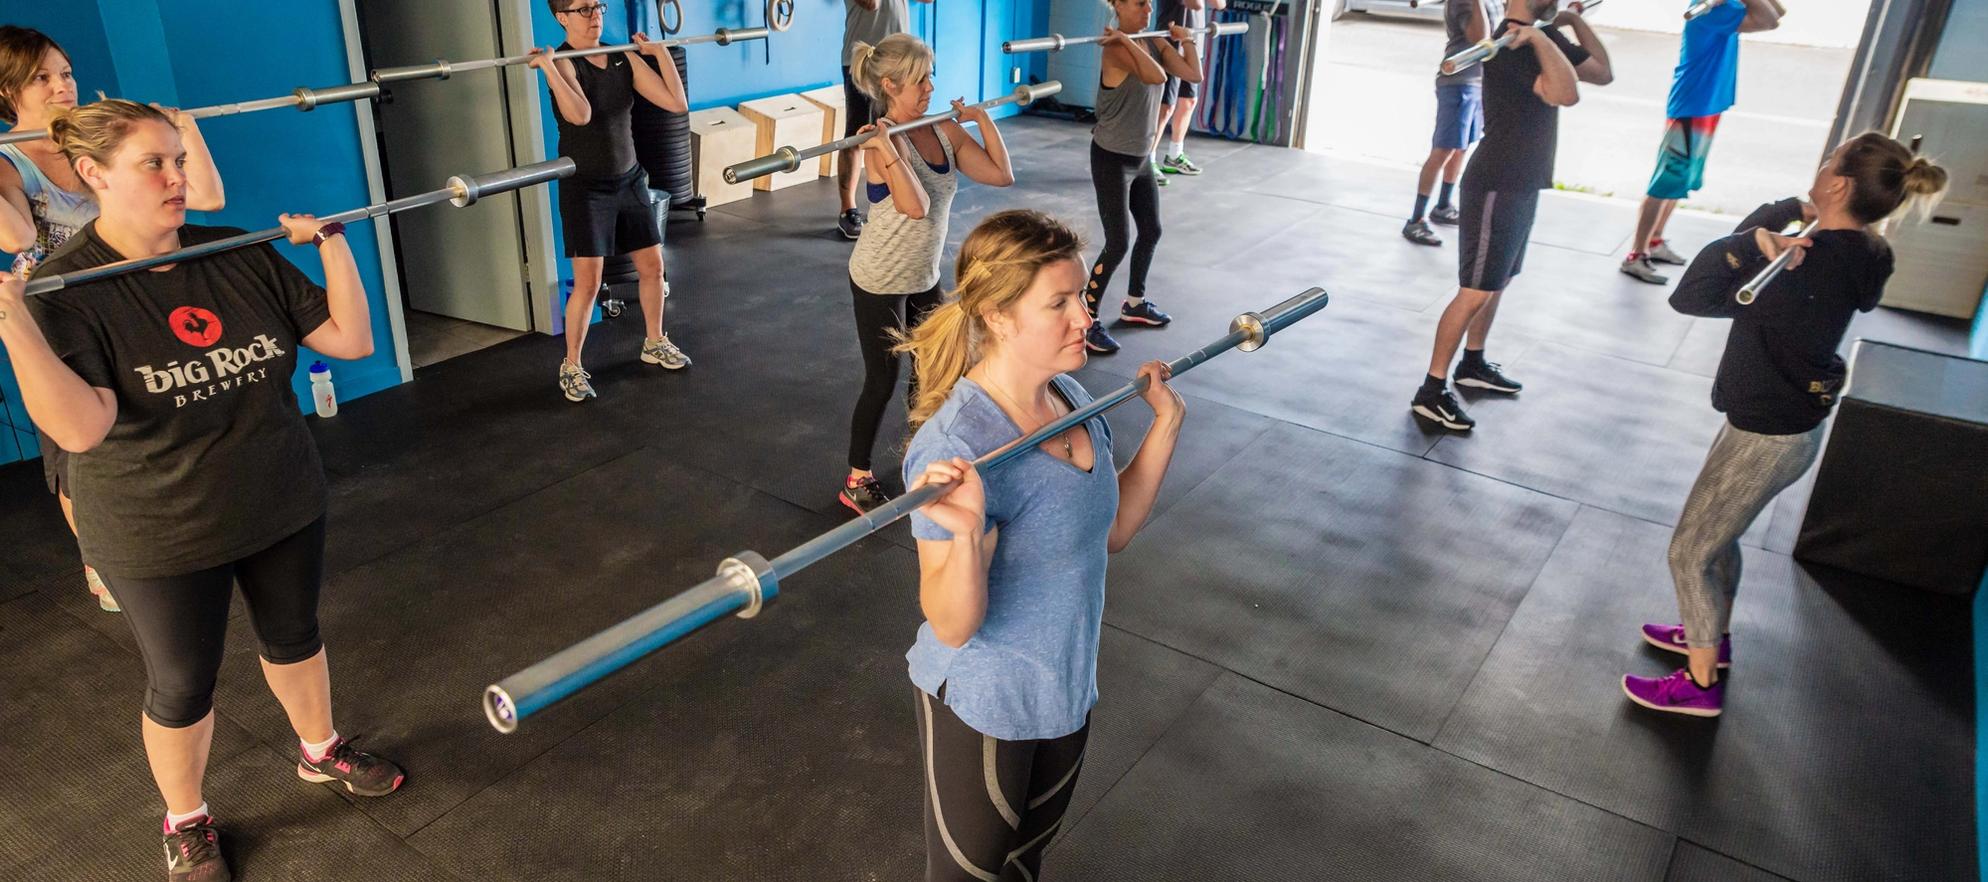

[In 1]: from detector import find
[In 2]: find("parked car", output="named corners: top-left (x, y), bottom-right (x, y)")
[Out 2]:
top-left (1334, 0), bottom-right (1448, 20)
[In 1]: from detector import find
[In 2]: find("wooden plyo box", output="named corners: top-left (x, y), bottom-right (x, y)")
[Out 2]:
top-left (738, 94), bottom-right (825, 192)
top-left (687, 106), bottom-right (756, 207)
top-left (799, 85), bottom-right (848, 177)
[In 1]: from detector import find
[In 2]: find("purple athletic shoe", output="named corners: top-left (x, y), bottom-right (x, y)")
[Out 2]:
top-left (1639, 623), bottom-right (1731, 669)
top-left (1622, 669), bottom-right (1724, 717)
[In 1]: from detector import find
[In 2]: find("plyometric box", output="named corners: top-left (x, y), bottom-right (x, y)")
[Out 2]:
top-left (799, 85), bottom-right (848, 177)
top-left (688, 106), bottom-right (756, 208)
top-left (738, 94), bottom-right (825, 192)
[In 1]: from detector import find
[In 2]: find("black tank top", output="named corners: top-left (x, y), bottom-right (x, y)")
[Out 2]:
top-left (556, 43), bottom-right (639, 180)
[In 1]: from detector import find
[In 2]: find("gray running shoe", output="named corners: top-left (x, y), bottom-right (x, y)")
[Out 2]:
top-left (1402, 219), bottom-right (1443, 247)
top-left (559, 361), bottom-right (596, 402)
top-left (640, 335), bottom-right (691, 370)
top-left (1646, 240), bottom-right (1688, 265)
top-left (1619, 256), bottom-right (1671, 285)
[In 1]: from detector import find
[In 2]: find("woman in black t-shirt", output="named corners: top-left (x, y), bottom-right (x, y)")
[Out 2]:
top-left (0, 100), bottom-right (403, 881)
top-left (1621, 132), bottom-right (1947, 719)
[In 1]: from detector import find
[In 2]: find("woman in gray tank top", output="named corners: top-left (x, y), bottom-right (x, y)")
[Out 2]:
top-left (838, 34), bottom-right (1015, 516)
top-left (1083, 4), bottom-right (1201, 355)
top-left (0, 26), bottom-right (226, 613)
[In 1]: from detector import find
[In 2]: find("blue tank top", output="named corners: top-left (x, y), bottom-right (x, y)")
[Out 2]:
top-left (2, 142), bottom-right (98, 277)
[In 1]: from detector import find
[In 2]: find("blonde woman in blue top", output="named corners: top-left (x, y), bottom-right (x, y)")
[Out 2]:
top-left (0, 25), bottom-right (225, 612)
top-left (899, 209), bottom-right (1185, 881)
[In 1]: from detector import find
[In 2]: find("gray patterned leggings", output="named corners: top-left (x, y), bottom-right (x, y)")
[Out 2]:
top-left (1669, 421), bottom-right (1825, 647)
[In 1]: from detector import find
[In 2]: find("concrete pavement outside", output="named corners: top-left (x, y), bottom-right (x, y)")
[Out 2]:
top-left (1307, 15), bottom-right (1855, 220)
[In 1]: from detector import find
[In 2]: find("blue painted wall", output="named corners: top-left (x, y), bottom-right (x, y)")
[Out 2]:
top-left (0, 0), bottom-right (401, 465)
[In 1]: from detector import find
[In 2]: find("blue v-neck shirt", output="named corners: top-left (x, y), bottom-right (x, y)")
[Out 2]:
top-left (904, 375), bottom-right (1118, 741)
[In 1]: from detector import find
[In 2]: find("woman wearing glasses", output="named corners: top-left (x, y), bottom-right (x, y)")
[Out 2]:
top-left (530, 0), bottom-right (690, 401)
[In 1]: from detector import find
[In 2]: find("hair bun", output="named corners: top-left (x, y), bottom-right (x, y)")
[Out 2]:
top-left (1902, 155), bottom-right (1949, 197)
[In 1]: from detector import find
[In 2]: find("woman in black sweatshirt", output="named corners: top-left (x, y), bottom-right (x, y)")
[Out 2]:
top-left (1622, 131), bottom-right (1947, 718)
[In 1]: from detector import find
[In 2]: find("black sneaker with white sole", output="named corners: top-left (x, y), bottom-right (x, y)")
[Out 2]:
top-left (837, 209), bottom-right (863, 241)
top-left (1411, 387), bottom-right (1475, 431)
top-left (1454, 358), bottom-right (1523, 393)
top-left (1428, 204), bottom-right (1461, 225)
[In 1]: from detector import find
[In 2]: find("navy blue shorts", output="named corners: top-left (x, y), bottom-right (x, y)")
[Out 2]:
top-left (1432, 83), bottom-right (1484, 151)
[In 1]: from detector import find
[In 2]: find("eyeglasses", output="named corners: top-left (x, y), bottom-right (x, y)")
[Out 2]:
top-left (559, 3), bottom-right (607, 18)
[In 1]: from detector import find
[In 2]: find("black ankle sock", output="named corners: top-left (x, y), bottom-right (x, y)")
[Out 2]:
top-left (1459, 348), bottom-right (1487, 368)
top-left (1437, 181), bottom-right (1456, 208)
top-left (1420, 373), bottom-right (1447, 394)
top-left (1410, 193), bottom-right (1430, 223)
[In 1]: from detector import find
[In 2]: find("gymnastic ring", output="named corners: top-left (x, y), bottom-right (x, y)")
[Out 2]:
top-left (767, 0), bottom-right (797, 32)
top-left (659, 0), bottom-right (683, 35)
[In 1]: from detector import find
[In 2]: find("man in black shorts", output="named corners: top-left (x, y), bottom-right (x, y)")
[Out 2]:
top-left (837, 0), bottom-right (930, 239)
top-left (1155, 0), bottom-right (1224, 182)
top-left (531, 0), bottom-right (690, 402)
top-left (1411, 0), bottom-right (1611, 432)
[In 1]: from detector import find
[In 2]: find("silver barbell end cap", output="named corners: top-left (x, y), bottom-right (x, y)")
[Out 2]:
top-left (484, 684), bottom-right (519, 733)
top-left (720, 551), bottom-right (776, 619)
top-left (447, 176), bottom-right (477, 208)
top-left (1231, 312), bottom-right (1268, 352)
top-left (1736, 288), bottom-right (1757, 305)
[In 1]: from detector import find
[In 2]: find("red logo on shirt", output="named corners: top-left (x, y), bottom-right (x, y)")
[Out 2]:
top-left (170, 307), bottom-right (224, 348)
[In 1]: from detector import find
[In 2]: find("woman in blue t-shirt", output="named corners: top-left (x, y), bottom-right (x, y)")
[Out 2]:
top-left (895, 209), bottom-right (1185, 881)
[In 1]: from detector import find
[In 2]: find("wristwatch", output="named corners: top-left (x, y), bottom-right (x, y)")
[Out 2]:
top-left (312, 221), bottom-right (347, 247)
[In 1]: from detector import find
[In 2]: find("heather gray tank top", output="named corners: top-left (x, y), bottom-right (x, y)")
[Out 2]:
top-left (849, 129), bottom-right (958, 295)
top-left (1092, 42), bottom-right (1164, 158)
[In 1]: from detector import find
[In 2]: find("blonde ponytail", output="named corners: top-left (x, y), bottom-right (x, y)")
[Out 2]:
top-left (848, 33), bottom-right (932, 105)
top-left (895, 210), bottom-right (1089, 432)
top-left (46, 97), bottom-right (173, 193)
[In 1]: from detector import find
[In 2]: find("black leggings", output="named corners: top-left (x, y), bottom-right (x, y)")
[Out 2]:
top-left (100, 517), bottom-right (328, 728)
top-left (848, 278), bottom-right (943, 471)
top-left (916, 688), bottom-right (1089, 882)
top-left (1087, 140), bottom-right (1162, 314)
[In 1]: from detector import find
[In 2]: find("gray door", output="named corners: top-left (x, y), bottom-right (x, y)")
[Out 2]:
top-left (359, 0), bottom-right (535, 331)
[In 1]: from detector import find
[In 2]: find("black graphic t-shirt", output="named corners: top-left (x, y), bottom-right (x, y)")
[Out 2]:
top-left (28, 222), bottom-right (334, 578)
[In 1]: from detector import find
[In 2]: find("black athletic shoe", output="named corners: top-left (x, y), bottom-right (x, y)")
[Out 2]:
top-left (1085, 322), bottom-right (1121, 354)
top-left (1402, 219), bottom-right (1442, 247)
top-left (164, 816), bottom-right (230, 881)
top-left (1411, 386), bottom-right (1475, 431)
top-left (1454, 358), bottom-right (1523, 394)
top-left (297, 737), bottom-right (404, 797)
top-left (837, 209), bottom-right (863, 241)
top-left (1118, 300), bottom-right (1171, 326)
top-left (839, 476), bottom-right (891, 516)
top-left (1429, 204), bottom-right (1461, 225)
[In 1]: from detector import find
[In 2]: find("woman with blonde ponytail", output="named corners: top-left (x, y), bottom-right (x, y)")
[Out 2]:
top-left (836, 33), bottom-right (1013, 515)
top-left (897, 210), bottom-right (1185, 881)
top-left (1623, 132), bottom-right (1947, 719)
top-left (0, 99), bottom-right (400, 881)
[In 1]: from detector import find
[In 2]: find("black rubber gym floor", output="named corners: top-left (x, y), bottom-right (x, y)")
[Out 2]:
top-left (0, 116), bottom-right (1974, 880)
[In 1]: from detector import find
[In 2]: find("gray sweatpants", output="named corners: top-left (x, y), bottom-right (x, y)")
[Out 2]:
top-left (1669, 420), bottom-right (1825, 648)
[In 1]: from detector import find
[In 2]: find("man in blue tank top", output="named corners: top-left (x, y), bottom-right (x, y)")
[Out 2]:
top-left (1618, 0), bottom-right (1784, 285)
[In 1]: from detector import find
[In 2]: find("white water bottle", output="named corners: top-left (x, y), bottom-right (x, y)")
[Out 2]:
top-left (309, 362), bottom-right (337, 418)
